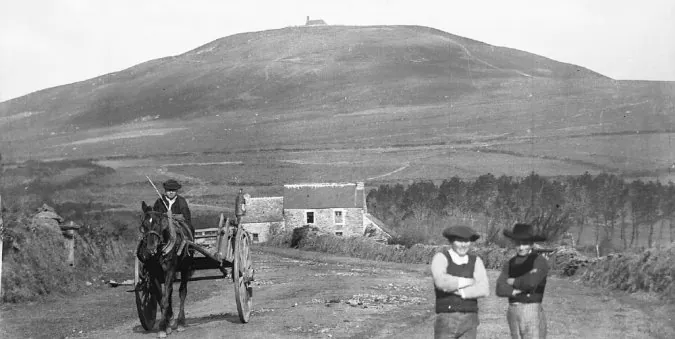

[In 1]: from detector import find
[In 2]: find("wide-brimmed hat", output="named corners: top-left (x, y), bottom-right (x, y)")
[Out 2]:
top-left (163, 179), bottom-right (182, 191)
top-left (442, 225), bottom-right (480, 242)
top-left (503, 223), bottom-right (546, 242)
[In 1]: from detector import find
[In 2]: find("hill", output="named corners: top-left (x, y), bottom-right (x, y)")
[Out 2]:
top-left (0, 25), bottom-right (674, 179)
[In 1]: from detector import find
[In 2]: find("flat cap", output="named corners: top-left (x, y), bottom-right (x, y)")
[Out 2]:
top-left (442, 225), bottom-right (480, 242)
top-left (162, 179), bottom-right (182, 191)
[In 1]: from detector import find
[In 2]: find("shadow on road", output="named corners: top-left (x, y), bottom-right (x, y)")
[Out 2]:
top-left (131, 312), bottom-right (241, 334)
top-left (187, 312), bottom-right (241, 325)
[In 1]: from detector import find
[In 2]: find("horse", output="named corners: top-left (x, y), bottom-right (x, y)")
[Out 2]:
top-left (138, 201), bottom-right (195, 338)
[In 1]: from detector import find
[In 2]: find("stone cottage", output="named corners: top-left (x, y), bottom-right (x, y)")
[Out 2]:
top-left (237, 182), bottom-right (393, 242)
top-left (283, 182), bottom-right (371, 236)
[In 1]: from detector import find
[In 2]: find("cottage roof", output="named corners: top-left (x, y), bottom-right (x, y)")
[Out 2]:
top-left (283, 183), bottom-right (365, 209)
top-left (240, 196), bottom-right (284, 223)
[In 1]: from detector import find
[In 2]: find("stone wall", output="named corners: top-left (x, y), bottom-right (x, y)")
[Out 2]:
top-left (241, 221), bottom-right (283, 243)
top-left (285, 208), bottom-right (364, 236)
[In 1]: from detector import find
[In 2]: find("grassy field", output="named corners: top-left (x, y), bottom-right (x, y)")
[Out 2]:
top-left (4, 154), bottom-right (670, 249)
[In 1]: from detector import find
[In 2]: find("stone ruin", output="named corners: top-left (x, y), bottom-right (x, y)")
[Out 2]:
top-left (31, 203), bottom-right (65, 232)
top-left (30, 203), bottom-right (81, 266)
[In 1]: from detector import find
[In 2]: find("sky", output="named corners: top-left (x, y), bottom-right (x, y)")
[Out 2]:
top-left (1, 0), bottom-right (674, 102)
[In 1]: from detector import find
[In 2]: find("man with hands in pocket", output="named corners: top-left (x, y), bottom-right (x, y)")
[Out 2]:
top-left (431, 225), bottom-right (490, 339)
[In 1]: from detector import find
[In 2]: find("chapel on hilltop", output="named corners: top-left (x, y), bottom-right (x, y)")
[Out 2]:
top-left (305, 16), bottom-right (327, 26)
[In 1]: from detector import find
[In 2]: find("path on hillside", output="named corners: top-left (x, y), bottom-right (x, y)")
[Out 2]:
top-left (443, 37), bottom-right (532, 78)
top-left (367, 163), bottom-right (410, 180)
top-left (1, 247), bottom-right (672, 339)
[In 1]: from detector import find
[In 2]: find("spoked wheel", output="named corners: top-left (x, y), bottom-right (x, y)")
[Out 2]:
top-left (233, 228), bottom-right (253, 323)
top-left (134, 259), bottom-right (157, 331)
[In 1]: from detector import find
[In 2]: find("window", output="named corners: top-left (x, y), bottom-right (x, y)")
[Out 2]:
top-left (306, 211), bottom-right (315, 224)
top-left (335, 231), bottom-right (343, 236)
top-left (334, 209), bottom-right (345, 225)
top-left (252, 233), bottom-right (259, 243)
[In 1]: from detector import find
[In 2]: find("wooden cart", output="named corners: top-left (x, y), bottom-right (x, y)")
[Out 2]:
top-left (133, 214), bottom-right (254, 330)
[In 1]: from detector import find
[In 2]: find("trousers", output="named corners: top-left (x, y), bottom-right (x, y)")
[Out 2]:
top-left (506, 303), bottom-right (547, 339)
top-left (434, 312), bottom-right (479, 339)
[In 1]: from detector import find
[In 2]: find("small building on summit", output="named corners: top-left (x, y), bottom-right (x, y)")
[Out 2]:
top-left (283, 182), bottom-right (367, 236)
top-left (305, 16), bottom-right (327, 26)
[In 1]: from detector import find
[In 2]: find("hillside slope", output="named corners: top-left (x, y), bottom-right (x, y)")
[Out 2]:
top-left (0, 25), bottom-right (605, 127)
top-left (0, 25), bottom-right (673, 168)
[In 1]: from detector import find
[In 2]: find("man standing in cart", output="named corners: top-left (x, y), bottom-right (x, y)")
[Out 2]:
top-left (235, 188), bottom-right (247, 226)
top-left (153, 179), bottom-right (194, 237)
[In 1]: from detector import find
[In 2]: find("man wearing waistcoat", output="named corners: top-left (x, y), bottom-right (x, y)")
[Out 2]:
top-left (431, 225), bottom-right (490, 339)
top-left (496, 223), bottom-right (549, 339)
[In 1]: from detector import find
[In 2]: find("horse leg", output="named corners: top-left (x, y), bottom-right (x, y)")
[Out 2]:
top-left (158, 271), bottom-right (175, 338)
top-left (176, 268), bottom-right (189, 332)
top-left (165, 271), bottom-right (175, 334)
top-left (157, 280), bottom-right (169, 338)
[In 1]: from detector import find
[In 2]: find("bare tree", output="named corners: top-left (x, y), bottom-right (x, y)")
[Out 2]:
top-left (659, 183), bottom-right (675, 244)
top-left (629, 180), bottom-right (660, 248)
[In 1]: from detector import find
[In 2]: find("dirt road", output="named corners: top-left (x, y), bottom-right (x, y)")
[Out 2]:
top-left (1, 247), bottom-right (673, 339)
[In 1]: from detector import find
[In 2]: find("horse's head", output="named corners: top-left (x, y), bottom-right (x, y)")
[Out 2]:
top-left (140, 201), bottom-right (166, 256)
top-left (140, 201), bottom-right (177, 257)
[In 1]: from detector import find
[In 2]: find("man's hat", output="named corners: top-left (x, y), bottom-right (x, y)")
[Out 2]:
top-left (442, 225), bottom-right (480, 242)
top-left (503, 223), bottom-right (546, 242)
top-left (163, 179), bottom-right (182, 191)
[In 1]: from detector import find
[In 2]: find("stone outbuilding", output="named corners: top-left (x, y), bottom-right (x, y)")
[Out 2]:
top-left (239, 196), bottom-right (284, 243)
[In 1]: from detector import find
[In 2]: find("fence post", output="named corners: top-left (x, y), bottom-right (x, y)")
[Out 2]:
top-left (61, 221), bottom-right (80, 267)
top-left (65, 230), bottom-right (75, 266)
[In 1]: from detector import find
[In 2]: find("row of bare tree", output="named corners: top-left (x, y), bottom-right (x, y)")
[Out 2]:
top-left (366, 172), bottom-right (675, 249)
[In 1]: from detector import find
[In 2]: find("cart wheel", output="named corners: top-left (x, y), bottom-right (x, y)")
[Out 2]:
top-left (134, 260), bottom-right (157, 331)
top-left (233, 228), bottom-right (253, 323)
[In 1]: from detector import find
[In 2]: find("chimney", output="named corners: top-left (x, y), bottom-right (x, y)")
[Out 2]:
top-left (306, 16), bottom-right (309, 24)
top-left (356, 182), bottom-right (366, 213)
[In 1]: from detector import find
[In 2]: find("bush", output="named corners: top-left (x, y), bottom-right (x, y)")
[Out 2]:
top-left (547, 246), bottom-right (597, 276)
top-left (1, 202), bottom-right (135, 303)
top-left (290, 225), bottom-right (321, 248)
top-left (580, 244), bottom-right (675, 301)
top-left (1, 227), bottom-right (75, 302)
top-left (472, 245), bottom-right (513, 270)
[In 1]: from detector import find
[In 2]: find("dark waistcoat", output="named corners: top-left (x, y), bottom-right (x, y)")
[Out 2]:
top-left (435, 251), bottom-right (478, 313)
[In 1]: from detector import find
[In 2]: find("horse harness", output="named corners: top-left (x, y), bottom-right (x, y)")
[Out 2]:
top-left (141, 211), bottom-right (192, 258)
